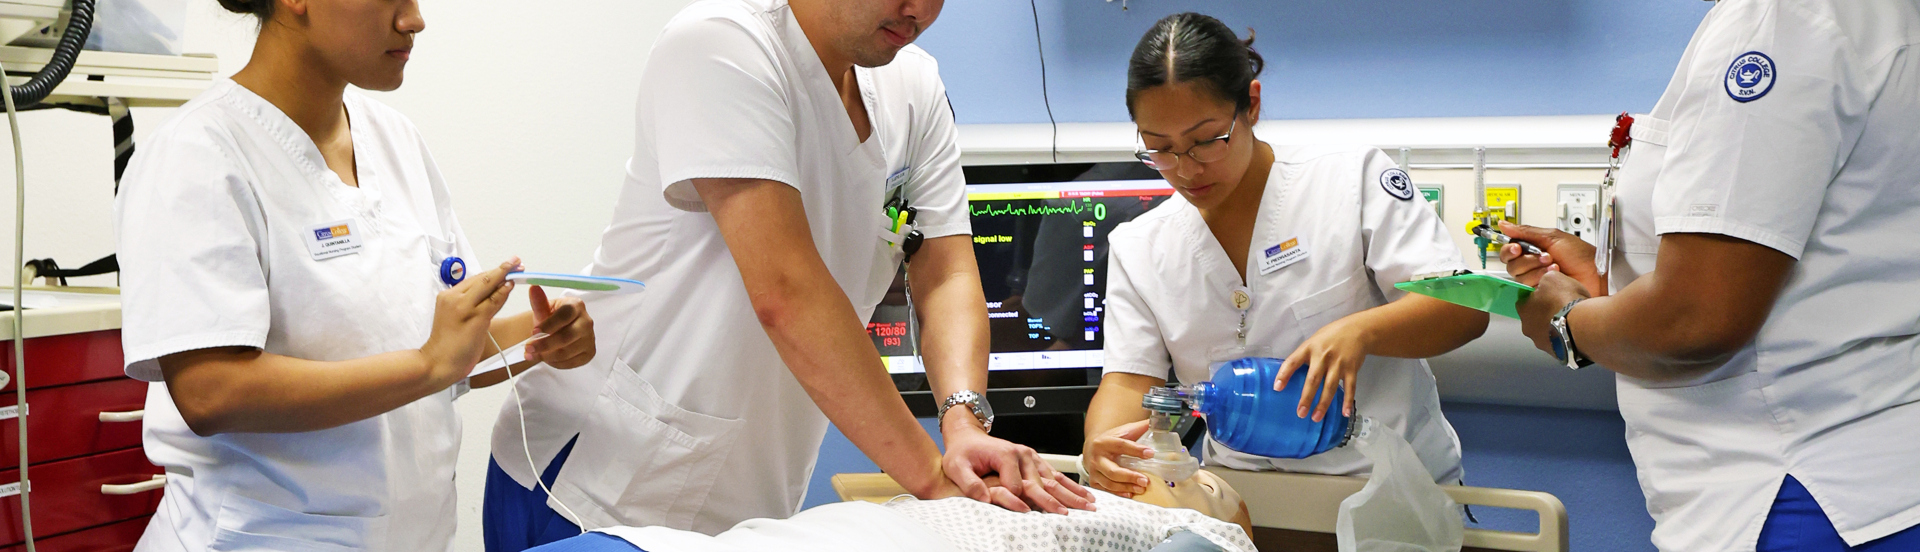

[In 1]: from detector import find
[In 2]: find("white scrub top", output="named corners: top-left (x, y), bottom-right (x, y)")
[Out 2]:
top-left (1103, 145), bottom-right (1466, 484)
top-left (116, 80), bottom-right (476, 551)
top-left (490, 0), bottom-right (967, 535)
top-left (1605, 1), bottom-right (1920, 550)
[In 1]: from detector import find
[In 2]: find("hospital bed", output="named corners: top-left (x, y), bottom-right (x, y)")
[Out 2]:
top-left (832, 453), bottom-right (1568, 552)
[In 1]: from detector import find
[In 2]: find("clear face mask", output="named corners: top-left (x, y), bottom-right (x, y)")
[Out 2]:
top-left (1119, 387), bottom-right (1203, 484)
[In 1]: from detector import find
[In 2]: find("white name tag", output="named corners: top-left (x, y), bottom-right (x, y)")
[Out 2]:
top-left (1259, 237), bottom-right (1307, 275)
top-left (305, 219), bottom-right (364, 261)
top-left (886, 167), bottom-right (911, 194)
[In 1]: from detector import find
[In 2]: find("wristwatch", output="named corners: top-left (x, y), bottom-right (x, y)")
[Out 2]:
top-left (938, 390), bottom-right (995, 433)
top-left (1549, 299), bottom-right (1595, 370)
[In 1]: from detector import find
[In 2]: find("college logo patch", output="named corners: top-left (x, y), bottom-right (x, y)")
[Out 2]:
top-left (1725, 51), bottom-right (1775, 103)
top-left (1380, 168), bottom-right (1415, 200)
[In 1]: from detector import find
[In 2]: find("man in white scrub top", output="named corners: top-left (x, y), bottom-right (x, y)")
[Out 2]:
top-left (1500, 1), bottom-right (1920, 550)
top-left (486, 0), bottom-right (1090, 547)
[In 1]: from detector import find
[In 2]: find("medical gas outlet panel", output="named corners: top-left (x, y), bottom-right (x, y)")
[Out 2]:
top-left (1406, 168), bottom-right (1609, 265)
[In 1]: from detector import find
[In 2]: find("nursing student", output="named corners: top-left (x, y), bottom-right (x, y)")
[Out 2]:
top-left (1498, 0), bottom-right (1920, 550)
top-left (484, 0), bottom-right (1091, 548)
top-left (1081, 13), bottom-right (1490, 497)
top-left (114, 0), bottom-right (595, 550)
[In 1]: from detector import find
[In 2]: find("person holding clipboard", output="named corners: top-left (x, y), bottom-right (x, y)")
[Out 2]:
top-left (1496, 1), bottom-right (1920, 550)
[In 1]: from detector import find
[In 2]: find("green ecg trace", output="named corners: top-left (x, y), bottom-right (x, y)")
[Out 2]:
top-left (971, 201), bottom-right (1108, 220)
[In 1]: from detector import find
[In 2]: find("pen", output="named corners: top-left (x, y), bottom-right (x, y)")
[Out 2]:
top-left (1472, 224), bottom-right (1546, 257)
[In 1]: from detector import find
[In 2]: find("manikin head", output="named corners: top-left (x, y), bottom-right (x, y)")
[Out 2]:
top-left (1133, 470), bottom-right (1255, 537)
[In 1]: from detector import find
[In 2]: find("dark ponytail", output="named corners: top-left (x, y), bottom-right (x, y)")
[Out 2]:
top-left (218, 0), bottom-right (273, 25)
top-left (1125, 13), bottom-right (1265, 119)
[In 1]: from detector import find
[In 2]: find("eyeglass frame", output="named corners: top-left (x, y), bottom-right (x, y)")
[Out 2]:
top-left (1134, 117), bottom-right (1239, 171)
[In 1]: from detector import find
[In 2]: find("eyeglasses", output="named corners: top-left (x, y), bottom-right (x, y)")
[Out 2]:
top-left (1135, 118), bottom-right (1237, 171)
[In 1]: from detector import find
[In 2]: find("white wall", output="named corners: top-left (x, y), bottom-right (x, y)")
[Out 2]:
top-left (0, 1), bottom-right (694, 548)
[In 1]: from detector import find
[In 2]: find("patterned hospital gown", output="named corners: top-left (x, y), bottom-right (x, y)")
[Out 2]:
top-left (884, 490), bottom-right (1256, 552)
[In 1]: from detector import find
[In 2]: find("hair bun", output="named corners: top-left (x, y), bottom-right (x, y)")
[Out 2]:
top-left (218, 0), bottom-right (273, 22)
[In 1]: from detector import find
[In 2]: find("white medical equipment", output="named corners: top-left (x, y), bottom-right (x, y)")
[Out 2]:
top-left (834, 454), bottom-right (1568, 552)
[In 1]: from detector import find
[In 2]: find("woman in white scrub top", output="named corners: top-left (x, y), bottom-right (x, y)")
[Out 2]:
top-left (1081, 13), bottom-right (1490, 498)
top-left (114, 1), bottom-right (596, 550)
top-left (1498, 1), bottom-right (1920, 550)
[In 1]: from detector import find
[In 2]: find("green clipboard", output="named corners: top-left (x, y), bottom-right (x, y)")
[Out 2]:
top-left (1394, 273), bottom-right (1534, 319)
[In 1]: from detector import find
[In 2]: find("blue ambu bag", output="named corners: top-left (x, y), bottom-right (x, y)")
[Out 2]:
top-left (1192, 357), bottom-right (1354, 459)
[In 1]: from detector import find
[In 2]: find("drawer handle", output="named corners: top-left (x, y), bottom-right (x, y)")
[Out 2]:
top-left (101, 475), bottom-right (166, 495)
top-left (99, 409), bottom-right (145, 423)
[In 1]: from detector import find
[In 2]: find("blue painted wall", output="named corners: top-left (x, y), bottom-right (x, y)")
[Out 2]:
top-left (913, 0), bottom-right (1715, 123)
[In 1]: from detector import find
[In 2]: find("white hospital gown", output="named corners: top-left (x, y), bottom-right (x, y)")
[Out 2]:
top-left (600, 490), bottom-right (1254, 552)
top-left (886, 490), bottom-right (1255, 552)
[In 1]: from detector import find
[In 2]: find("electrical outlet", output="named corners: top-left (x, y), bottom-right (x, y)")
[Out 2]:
top-left (1557, 183), bottom-right (1601, 243)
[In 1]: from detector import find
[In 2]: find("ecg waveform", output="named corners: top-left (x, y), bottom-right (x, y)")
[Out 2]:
top-left (969, 202), bottom-right (1093, 218)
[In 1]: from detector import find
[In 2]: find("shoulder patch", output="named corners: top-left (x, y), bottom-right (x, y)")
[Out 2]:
top-left (1725, 51), bottom-right (1775, 103)
top-left (1380, 168), bottom-right (1415, 200)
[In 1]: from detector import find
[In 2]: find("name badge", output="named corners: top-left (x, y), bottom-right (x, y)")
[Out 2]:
top-left (1259, 237), bottom-right (1307, 275)
top-left (885, 167), bottom-right (911, 195)
top-left (306, 219), bottom-right (364, 261)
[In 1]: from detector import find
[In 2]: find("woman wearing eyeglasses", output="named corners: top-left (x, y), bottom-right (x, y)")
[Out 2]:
top-left (1080, 13), bottom-right (1490, 496)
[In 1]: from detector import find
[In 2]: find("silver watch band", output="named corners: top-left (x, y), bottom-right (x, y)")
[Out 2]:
top-left (938, 390), bottom-right (992, 431)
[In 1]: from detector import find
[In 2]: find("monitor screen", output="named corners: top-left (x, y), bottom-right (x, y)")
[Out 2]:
top-left (871, 163), bottom-right (1173, 404)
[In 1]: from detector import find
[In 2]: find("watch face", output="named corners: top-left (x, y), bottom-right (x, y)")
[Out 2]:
top-left (1550, 333), bottom-right (1569, 362)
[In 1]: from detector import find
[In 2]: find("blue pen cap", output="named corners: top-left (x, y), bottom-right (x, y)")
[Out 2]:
top-left (439, 257), bottom-right (466, 286)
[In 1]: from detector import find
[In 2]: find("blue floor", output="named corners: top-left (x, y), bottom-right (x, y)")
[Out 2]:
top-left (1446, 402), bottom-right (1653, 551)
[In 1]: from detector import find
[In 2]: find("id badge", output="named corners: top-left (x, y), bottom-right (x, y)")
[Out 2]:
top-left (305, 219), bottom-right (363, 261)
top-left (885, 167), bottom-right (911, 197)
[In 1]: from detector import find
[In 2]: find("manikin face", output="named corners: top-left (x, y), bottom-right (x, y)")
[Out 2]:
top-left (1132, 471), bottom-right (1253, 537)
top-left (1131, 80), bottom-right (1263, 211)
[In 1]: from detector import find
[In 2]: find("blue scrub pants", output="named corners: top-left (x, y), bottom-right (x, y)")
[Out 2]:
top-left (1759, 475), bottom-right (1920, 551)
top-left (524, 533), bottom-right (642, 552)
top-left (485, 434), bottom-right (589, 552)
